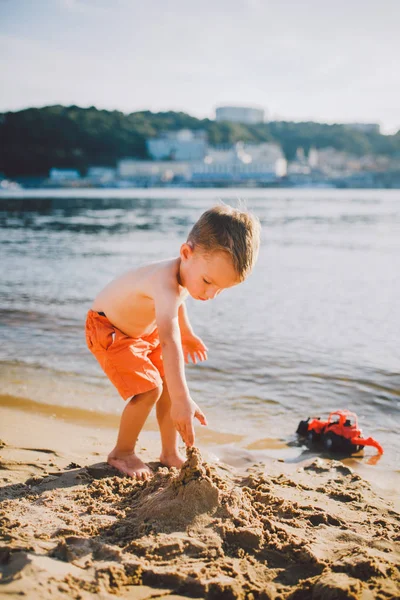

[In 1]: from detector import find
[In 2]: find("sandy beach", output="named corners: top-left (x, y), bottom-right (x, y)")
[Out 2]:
top-left (1, 394), bottom-right (399, 600)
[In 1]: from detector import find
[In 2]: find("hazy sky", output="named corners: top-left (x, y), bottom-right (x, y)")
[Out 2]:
top-left (1, 0), bottom-right (399, 133)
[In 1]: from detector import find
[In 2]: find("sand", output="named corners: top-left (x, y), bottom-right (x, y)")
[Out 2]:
top-left (1, 398), bottom-right (399, 599)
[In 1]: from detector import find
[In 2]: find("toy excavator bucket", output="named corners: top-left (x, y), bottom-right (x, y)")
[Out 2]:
top-left (352, 436), bottom-right (384, 455)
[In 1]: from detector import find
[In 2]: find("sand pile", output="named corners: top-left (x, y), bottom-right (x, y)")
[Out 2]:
top-left (1, 446), bottom-right (399, 599)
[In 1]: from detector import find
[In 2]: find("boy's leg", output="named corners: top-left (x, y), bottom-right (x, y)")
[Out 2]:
top-left (108, 385), bottom-right (162, 479)
top-left (157, 377), bottom-right (186, 468)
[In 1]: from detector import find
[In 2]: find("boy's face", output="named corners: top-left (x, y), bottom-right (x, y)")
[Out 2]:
top-left (179, 244), bottom-right (241, 301)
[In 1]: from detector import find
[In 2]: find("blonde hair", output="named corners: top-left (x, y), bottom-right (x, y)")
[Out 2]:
top-left (187, 204), bottom-right (261, 281)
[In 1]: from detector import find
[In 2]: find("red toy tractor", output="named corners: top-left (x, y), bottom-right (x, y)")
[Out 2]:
top-left (297, 409), bottom-right (383, 455)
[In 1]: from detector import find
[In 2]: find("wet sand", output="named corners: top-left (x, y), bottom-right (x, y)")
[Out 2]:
top-left (1, 397), bottom-right (399, 599)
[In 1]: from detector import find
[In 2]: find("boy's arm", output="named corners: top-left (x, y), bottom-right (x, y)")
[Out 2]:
top-left (178, 302), bottom-right (194, 336)
top-left (154, 287), bottom-right (206, 446)
top-left (155, 288), bottom-right (189, 402)
top-left (179, 301), bottom-right (208, 364)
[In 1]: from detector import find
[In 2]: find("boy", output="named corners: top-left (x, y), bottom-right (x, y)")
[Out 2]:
top-left (85, 204), bottom-right (260, 479)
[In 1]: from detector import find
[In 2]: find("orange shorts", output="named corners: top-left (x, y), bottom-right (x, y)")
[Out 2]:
top-left (85, 310), bottom-right (164, 400)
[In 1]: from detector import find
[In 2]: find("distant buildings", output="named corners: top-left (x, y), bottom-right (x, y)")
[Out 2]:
top-left (86, 167), bottom-right (116, 184)
top-left (146, 129), bottom-right (207, 161)
top-left (41, 118), bottom-right (398, 189)
top-left (117, 159), bottom-right (190, 183)
top-left (116, 136), bottom-right (286, 186)
top-left (215, 106), bottom-right (265, 124)
top-left (285, 145), bottom-right (398, 187)
top-left (49, 168), bottom-right (80, 181)
top-left (192, 142), bottom-right (286, 184)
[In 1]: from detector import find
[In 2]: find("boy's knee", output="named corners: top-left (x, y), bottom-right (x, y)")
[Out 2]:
top-left (152, 384), bottom-right (163, 404)
top-left (136, 385), bottom-right (163, 407)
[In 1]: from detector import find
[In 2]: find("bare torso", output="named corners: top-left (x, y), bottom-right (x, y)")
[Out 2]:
top-left (91, 258), bottom-right (188, 337)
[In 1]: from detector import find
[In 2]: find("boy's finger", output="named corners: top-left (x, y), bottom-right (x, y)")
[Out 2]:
top-left (194, 409), bottom-right (207, 426)
top-left (190, 353), bottom-right (197, 364)
top-left (176, 423), bottom-right (186, 440)
top-left (185, 423), bottom-right (195, 447)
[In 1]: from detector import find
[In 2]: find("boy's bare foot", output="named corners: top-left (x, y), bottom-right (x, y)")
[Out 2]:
top-left (160, 452), bottom-right (186, 469)
top-left (107, 451), bottom-right (152, 479)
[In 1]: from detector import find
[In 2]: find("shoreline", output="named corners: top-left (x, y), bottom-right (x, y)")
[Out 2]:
top-left (1, 399), bottom-right (399, 598)
top-left (1, 393), bottom-right (398, 508)
top-left (1, 186), bottom-right (400, 201)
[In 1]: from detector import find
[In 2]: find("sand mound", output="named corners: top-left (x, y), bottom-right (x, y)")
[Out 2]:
top-left (1, 448), bottom-right (399, 599)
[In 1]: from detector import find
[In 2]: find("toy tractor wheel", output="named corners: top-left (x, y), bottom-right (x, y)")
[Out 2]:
top-left (322, 431), bottom-right (341, 452)
top-left (322, 432), bottom-right (355, 454)
top-left (306, 430), bottom-right (319, 447)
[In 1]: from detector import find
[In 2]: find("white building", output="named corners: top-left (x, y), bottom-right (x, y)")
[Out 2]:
top-left (312, 148), bottom-right (391, 176)
top-left (308, 147), bottom-right (319, 169)
top-left (191, 142), bottom-right (286, 183)
top-left (49, 168), bottom-right (80, 181)
top-left (312, 148), bottom-right (352, 173)
top-left (117, 159), bottom-right (191, 182)
top-left (86, 167), bottom-right (116, 183)
top-left (147, 129), bottom-right (207, 161)
top-left (215, 106), bottom-right (265, 124)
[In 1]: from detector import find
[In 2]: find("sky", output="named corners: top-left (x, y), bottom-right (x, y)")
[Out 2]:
top-left (1, 0), bottom-right (399, 133)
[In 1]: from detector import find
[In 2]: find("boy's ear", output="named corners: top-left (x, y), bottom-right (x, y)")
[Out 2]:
top-left (180, 242), bottom-right (194, 261)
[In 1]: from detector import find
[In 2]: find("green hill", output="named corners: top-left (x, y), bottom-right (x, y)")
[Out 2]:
top-left (0, 105), bottom-right (399, 176)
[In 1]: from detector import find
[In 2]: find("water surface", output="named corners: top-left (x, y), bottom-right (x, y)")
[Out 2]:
top-left (1, 188), bottom-right (399, 492)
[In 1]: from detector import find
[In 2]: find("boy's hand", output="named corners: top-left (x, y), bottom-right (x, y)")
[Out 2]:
top-left (181, 333), bottom-right (208, 365)
top-left (170, 398), bottom-right (207, 447)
